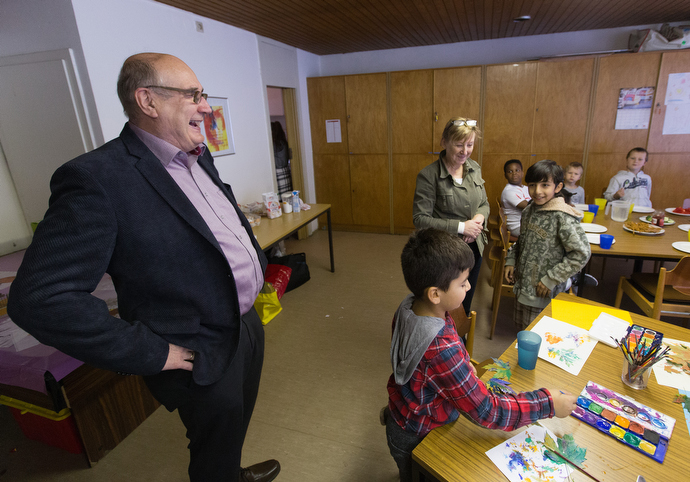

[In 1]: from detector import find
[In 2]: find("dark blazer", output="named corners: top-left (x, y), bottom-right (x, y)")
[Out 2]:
top-left (8, 124), bottom-right (266, 386)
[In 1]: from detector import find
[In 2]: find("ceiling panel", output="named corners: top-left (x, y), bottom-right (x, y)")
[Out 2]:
top-left (155, 0), bottom-right (690, 55)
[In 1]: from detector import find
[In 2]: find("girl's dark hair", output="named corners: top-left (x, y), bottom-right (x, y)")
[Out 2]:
top-left (525, 159), bottom-right (572, 204)
top-left (401, 228), bottom-right (475, 298)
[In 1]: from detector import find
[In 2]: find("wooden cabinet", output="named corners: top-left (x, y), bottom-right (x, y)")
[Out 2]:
top-left (648, 51), bottom-right (690, 153)
top-left (345, 74), bottom-right (388, 154)
top-left (391, 70), bottom-right (433, 154)
top-left (532, 58), bottom-right (594, 154)
top-left (308, 75), bottom-right (390, 231)
top-left (308, 49), bottom-right (690, 234)
top-left (432, 67), bottom-right (482, 146)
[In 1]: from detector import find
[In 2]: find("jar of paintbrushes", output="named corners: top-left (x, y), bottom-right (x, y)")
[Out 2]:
top-left (614, 325), bottom-right (669, 390)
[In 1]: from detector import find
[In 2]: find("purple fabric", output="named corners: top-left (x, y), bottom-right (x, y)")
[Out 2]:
top-left (1, 250), bottom-right (117, 393)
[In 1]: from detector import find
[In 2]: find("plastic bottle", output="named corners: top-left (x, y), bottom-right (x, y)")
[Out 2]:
top-left (651, 210), bottom-right (665, 227)
top-left (292, 190), bottom-right (300, 213)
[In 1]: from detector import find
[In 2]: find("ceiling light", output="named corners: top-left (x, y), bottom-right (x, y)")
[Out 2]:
top-left (513, 15), bottom-right (531, 22)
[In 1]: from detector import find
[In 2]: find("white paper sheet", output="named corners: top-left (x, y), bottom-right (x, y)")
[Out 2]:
top-left (530, 316), bottom-right (598, 376)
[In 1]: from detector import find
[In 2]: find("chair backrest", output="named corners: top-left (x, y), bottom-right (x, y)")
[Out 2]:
top-left (448, 307), bottom-right (477, 358)
top-left (497, 206), bottom-right (512, 249)
top-left (667, 256), bottom-right (690, 296)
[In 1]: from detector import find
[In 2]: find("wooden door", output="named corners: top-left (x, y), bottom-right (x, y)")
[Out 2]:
top-left (484, 62), bottom-right (537, 155)
top-left (345, 74), bottom-right (388, 154)
top-left (349, 154), bottom-right (390, 230)
top-left (392, 154), bottom-right (436, 233)
top-left (532, 58), bottom-right (594, 153)
top-left (313, 154), bottom-right (353, 226)
top-left (433, 67), bottom-right (482, 147)
top-left (391, 70), bottom-right (433, 154)
top-left (307, 76), bottom-right (348, 155)
top-left (648, 50), bottom-right (690, 153)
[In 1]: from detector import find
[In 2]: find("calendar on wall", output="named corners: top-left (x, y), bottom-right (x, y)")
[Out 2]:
top-left (614, 86), bottom-right (654, 130)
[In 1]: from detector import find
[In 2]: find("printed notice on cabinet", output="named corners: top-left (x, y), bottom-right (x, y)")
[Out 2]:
top-left (325, 119), bottom-right (342, 143)
top-left (663, 72), bottom-right (690, 135)
top-left (614, 87), bottom-right (654, 130)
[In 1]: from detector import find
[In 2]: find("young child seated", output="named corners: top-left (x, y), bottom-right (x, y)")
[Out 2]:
top-left (501, 159), bottom-right (530, 237)
top-left (504, 160), bottom-right (591, 329)
top-left (603, 148), bottom-right (652, 207)
top-left (564, 162), bottom-right (585, 204)
top-left (385, 228), bottom-right (577, 482)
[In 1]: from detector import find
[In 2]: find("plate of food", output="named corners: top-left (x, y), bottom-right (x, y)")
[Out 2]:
top-left (586, 233), bottom-right (615, 245)
top-left (666, 207), bottom-right (690, 217)
top-left (623, 221), bottom-right (665, 235)
top-left (672, 242), bottom-right (690, 254)
top-left (639, 215), bottom-right (675, 225)
top-left (678, 224), bottom-right (690, 232)
top-left (580, 223), bottom-right (607, 233)
top-left (632, 206), bottom-right (655, 214)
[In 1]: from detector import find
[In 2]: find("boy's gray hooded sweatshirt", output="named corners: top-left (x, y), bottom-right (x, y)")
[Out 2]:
top-left (390, 294), bottom-right (445, 385)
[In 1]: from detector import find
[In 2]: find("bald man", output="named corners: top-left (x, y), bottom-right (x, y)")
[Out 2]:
top-left (9, 53), bottom-right (280, 482)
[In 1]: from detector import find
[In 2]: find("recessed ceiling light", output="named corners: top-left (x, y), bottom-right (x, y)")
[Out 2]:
top-left (513, 15), bottom-right (531, 22)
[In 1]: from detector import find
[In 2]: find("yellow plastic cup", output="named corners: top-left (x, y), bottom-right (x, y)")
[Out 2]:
top-left (594, 198), bottom-right (607, 214)
top-left (582, 212), bottom-right (595, 223)
top-left (628, 203), bottom-right (635, 215)
top-left (688, 230), bottom-right (690, 242)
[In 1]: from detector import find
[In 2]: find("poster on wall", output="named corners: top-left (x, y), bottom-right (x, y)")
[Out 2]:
top-left (662, 72), bottom-right (690, 135)
top-left (202, 96), bottom-right (236, 156)
top-left (614, 86), bottom-right (654, 130)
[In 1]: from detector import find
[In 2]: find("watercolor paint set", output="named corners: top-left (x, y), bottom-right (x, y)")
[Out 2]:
top-left (571, 381), bottom-right (675, 463)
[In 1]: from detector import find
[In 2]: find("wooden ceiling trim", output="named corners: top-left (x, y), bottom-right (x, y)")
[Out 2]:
top-left (153, 0), bottom-right (690, 55)
top-left (341, 0), bottom-right (406, 50)
top-left (435, 0), bottom-right (465, 43)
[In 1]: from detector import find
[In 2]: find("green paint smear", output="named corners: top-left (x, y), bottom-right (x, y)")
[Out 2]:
top-left (589, 402), bottom-right (603, 414)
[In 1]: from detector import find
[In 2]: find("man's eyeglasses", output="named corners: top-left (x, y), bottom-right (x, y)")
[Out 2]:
top-left (453, 119), bottom-right (477, 127)
top-left (145, 85), bottom-right (208, 104)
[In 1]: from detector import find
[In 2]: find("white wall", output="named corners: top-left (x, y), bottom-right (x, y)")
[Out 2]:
top-left (318, 24), bottom-right (679, 75)
top-left (70, 0), bottom-right (275, 204)
top-left (0, 0), bottom-right (102, 254)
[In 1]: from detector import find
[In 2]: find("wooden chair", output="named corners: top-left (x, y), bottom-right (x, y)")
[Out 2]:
top-left (488, 208), bottom-right (516, 339)
top-left (614, 256), bottom-right (690, 320)
top-left (448, 307), bottom-right (492, 378)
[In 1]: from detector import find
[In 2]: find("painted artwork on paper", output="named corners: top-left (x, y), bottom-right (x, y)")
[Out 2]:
top-left (486, 425), bottom-right (580, 482)
top-left (652, 338), bottom-right (690, 390)
top-left (530, 316), bottom-right (597, 376)
top-left (201, 96), bottom-right (236, 156)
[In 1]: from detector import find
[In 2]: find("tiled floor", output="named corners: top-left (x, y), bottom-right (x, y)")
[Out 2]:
top-left (1, 230), bottom-right (685, 481)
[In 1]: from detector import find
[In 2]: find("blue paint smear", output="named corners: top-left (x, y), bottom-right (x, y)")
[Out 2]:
top-left (508, 450), bottom-right (528, 472)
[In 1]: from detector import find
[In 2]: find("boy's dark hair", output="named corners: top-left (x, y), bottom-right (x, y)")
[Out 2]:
top-left (626, 147), bottom-right (648, 161)
top-left (566, 161), bottom-right (583, 171)
top-left (503, 159), bottom-right (522, 173)
top-left (525, 159), bottom-right (573, 204)
top-left (401, 228), bottom-right (475, 298)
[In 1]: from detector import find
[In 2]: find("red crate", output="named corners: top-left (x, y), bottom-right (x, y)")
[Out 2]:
top-left (9, 407), bottom-right (83, 454)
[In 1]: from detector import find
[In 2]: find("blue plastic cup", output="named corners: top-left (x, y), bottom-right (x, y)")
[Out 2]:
top-left (588, 204), bottom-right (599, 217)
top-left (517, 331), bottom-right (542, 370)
top-left (599, 234), bottom-right (614, 249)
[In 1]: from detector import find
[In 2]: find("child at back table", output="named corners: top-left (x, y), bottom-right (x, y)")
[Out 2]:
top-left (564, 162), bottom-right (585, 204)
top-left (501, 159), bottom-right (530, 237)
top-left (603, 148), bottom-right (652, 208)
top-left (385, 228), bottom-right (577, 482)
top-left (504, 160), bottom-right (591, 329)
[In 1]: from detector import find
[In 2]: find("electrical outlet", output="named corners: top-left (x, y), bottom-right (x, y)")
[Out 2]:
top-left (195, 21), bottom-right (204, 33)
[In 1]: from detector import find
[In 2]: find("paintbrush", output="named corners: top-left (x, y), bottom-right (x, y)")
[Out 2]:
top-left (550, 449), bottom-right (602, 482)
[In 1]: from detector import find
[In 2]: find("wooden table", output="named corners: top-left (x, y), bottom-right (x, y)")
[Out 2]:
top-left (412, 293), bottom-right (690, 482)
top-left (252, 203), bottom-right (334, 272)
top-left (587, 211), bottom-right (689, 260)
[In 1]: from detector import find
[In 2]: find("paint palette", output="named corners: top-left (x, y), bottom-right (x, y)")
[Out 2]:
top-left (571, 382), bottom-right (675, 463)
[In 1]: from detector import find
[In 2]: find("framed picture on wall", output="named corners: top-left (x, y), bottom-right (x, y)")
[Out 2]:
top-left (201, 96), bottom-right (235, 156)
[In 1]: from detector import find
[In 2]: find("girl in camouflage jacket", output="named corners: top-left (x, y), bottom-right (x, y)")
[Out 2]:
top-left (504, 160), bottom-right (591, 329)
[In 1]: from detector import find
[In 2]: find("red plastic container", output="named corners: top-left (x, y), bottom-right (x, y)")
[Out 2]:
top-left (8, 405), bottom-right (83, 454)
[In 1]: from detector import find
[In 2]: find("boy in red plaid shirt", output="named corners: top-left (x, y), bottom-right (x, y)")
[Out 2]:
top-left (385, 228), bottom-right (577, 481)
